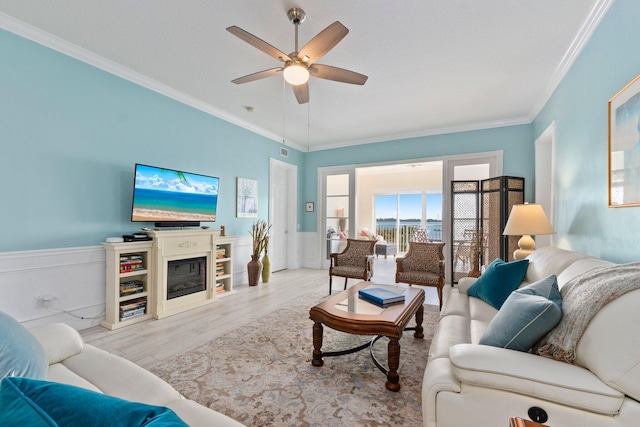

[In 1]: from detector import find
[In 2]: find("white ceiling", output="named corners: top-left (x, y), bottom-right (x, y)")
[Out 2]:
top-left (0, 1), bottom-right (610, 151)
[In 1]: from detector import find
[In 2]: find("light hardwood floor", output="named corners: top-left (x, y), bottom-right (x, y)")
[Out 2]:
top-left (81, 256), bottom-right (440, 370)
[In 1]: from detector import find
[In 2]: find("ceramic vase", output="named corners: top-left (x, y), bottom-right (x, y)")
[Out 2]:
top-left (261, 252), bottom-right (271, 283)
top-left (247, 255), bottom-right (262, 286)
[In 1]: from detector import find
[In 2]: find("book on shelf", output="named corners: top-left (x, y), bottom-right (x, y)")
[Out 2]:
top-left (120, 307), bottom-right (145, 320)
top-left (121, 279), bottom-right (143, 287)
top-left (119, 255), bottom-right (144, 272)
top-left (216, 247), bottom-right (227, 259)
top-left (120, 300), bottom-right (145, 310)
top-left (120, 286), bottom-right (144, 296)
top-left (119, 297), bottom-right (146, 312)
top-left (215, 281), bottom-right (225, 294)
top-left (216, 263), bottom-right (225, 277)
top-left (120, 260), bottom-right (144, 272)
top-left (120, 304), bottom-right (146, 313)
top-left (120, 279), bottom-right (144, 295)
top-left (358, 287), bottom-right (405, 307)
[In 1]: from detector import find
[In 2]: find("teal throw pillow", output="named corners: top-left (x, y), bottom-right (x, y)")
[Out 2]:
top-left (0, 311), bottom-right (48, 380)
top-left (0, 377), bottom-right (188, 427)
top-left (466, 258), bottom-right (530, 309)
top-left (480, 275), bottom-right (563, 352)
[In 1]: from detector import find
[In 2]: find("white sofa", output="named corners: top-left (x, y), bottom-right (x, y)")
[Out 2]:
top-left (5, 319), bottom-right (244, 426)
top-left (423, 247), bottom-right (640, 427)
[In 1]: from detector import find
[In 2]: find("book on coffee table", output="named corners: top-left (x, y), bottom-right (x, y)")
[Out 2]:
top-left (358, 287), bottom-right (405, 307)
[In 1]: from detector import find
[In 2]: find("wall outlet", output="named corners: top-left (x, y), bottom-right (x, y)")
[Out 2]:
top-left (36, 295), bottom-right (55, 308)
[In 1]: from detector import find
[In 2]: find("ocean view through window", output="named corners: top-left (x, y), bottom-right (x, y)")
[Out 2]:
top-left (375, 193), bottom-right (442, 252)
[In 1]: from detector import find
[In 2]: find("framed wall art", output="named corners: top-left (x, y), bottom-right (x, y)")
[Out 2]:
top-left (237, 177), bottom-right (258, 218)
top-left (609, 73), bottom-right (640, 207)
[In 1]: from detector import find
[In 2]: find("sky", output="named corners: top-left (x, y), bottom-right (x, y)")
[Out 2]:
top-left (135, 164), bottom-right (219, 194)
top-left (375, 193), bottom-right (442, 221)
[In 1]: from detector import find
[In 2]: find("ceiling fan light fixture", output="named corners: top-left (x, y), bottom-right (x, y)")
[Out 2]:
top-left (283, 62), bottom-right (309, 85)
top-left (228, 9), bottom-right (366, 103)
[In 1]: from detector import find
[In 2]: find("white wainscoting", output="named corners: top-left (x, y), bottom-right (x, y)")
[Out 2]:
top-left (0, 246), bottom-right (106, 330)
top-left (235, 233), bottom-right (321, 278)
top-left (0, 232), bottom-right (320, 330)
top-left (299, 232), bottom-right (320, 269)
top-left (232, 234), bottom-right (252, 286)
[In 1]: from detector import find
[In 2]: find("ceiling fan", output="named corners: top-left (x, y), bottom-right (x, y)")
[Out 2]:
top-left (227, 7), bottom-right (368, 104)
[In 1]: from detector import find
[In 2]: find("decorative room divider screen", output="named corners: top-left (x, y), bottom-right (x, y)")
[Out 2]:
top-left (450, 176), bottom-right (524, 283)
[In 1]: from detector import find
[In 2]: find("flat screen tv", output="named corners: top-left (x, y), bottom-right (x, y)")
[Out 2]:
top-left (131, 163), bottom-right (219, 228)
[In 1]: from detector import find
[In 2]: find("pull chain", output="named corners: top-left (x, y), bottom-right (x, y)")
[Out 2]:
top-left (282, 77), bottom-right (286, 145)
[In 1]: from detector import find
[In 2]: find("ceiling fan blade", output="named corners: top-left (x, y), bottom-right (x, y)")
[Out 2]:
top-left (310, 64), bottom-right (368, 85)
top-left (227, 26), bottom-right (291, 62)
top-left (292, 82), bottom-right (309, 104)
top-left (231, 68), bottom-right (282, 84)
top-left (298, 21), bottom-right (348, 64)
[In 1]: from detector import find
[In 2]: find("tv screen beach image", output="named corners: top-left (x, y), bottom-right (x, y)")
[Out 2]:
top-left (132, 165), bottom-right (219, 222)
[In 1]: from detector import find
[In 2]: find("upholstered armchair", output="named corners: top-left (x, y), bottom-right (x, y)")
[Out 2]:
top-left (329, 239), bottom-right (376, 294)
top-left (396, 242), bottom-right (446, 309)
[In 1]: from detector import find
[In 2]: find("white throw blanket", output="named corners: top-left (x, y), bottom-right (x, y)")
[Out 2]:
top-left (534, 262), bottom-right (640, 364)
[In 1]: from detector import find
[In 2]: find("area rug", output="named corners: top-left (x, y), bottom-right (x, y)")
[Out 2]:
top-left (148, 290), bottom-right (440, 427)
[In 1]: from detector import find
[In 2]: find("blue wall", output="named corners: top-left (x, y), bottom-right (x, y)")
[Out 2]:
top-left (533, 0), bottom-right (640, 263)
top-left (0, 29), bottom-right (303, 252)
top-left (0, 27), bottom-right (537, 253)
top-left (4, 0), bottom-right (638, 263)
top-left (302, 125), bottom-right (535, 231)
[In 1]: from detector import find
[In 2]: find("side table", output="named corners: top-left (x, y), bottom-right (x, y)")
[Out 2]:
top-left (375, 242), bottom-right (398, 259)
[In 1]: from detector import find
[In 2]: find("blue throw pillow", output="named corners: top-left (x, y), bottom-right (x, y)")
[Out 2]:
top-left (479, 275), bottom-right (563, 352)
top-left (0, 377), bottom-right (188, 427)
top-left (0, 311), bottom-right (48, 380)
top-left (514, 273), bottom-right (562, 307)
top-left (466, 258), bottom-right (530, 309)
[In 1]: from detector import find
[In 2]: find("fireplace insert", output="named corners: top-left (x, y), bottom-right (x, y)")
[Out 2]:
top-left (166, 257), bottom-right (206, 300)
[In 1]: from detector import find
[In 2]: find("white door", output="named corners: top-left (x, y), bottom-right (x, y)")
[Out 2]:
top-left (319, 167), bottom-right (356, 269)
top-left (269, 159), bottom-right (297, 272)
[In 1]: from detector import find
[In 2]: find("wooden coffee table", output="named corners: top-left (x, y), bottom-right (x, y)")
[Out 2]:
top-left (309, 281), bottom-right (425, 391)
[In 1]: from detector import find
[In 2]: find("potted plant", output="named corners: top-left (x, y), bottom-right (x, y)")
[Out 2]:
top-left (247, 220), bottom-right (271, 286)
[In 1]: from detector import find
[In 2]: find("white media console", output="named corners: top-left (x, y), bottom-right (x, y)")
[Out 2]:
top-left (101, 229), bottom-right (235, 329)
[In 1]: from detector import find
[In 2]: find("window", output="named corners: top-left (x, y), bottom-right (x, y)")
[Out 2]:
top-left (374, 193), bottom-right (442, 251)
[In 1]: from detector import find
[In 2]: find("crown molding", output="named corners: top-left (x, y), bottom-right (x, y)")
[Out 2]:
top-left (308, 116), bottom-right (531, 152)
top-left (528, 0), bottom-right (615, 120)
top-left (0, 12), bottom-right (295, 147)
top-left (0, 1), bottom-right (615, 153)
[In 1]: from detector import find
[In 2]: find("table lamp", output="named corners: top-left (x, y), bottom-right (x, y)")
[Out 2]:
top-left (503, 203), bottom-right (555, 260)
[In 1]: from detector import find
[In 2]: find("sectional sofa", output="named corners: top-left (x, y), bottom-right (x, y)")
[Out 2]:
top-left (423, 247), bottom-right (640, 427)
top-left (0, 311), bottom-right (244, 426)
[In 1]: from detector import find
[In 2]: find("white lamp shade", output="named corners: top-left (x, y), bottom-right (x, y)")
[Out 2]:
top-left (503, 203), bottom-right (555, 236)
top-left (503, 203), bottom-right (555, 260)
top-left (283, 63), bottom-right (309, 85)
